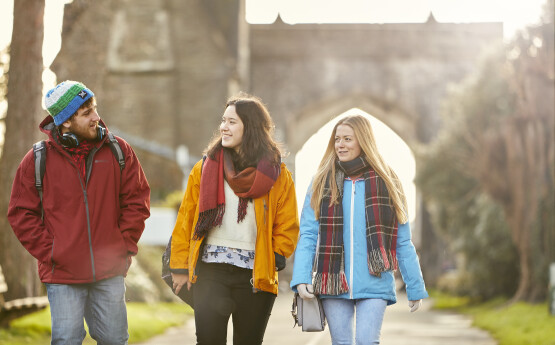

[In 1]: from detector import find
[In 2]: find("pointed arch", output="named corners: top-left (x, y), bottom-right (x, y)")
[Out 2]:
top-left (293, 108), bottom-right (417, 223)
top-left (285, 92), bottom-right (418, 154)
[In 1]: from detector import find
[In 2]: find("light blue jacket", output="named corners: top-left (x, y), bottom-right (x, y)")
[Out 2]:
top-left (290, 178), bottom-right (428, 305)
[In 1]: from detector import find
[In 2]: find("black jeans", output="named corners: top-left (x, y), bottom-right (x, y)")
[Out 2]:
top-left (193, 261), bottom-right (276, 345)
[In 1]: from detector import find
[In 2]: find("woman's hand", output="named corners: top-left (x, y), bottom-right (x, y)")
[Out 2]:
top-left (171, 273), bottom-right (192, 295)
top-left (408, 299), bottom-right (422, 312)
top-left (297, 283), bottom-right (315, 300)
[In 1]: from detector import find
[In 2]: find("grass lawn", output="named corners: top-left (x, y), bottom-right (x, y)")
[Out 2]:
top-left (431, 291), bottom-right (555, 345)
top-left (0, 302), bottom-right (193, 345)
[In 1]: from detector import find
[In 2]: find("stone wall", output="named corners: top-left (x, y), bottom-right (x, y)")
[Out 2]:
top-left (250, 15), bottom-right (503, 155)
top-left (52, 2), bottom-right (502, 199)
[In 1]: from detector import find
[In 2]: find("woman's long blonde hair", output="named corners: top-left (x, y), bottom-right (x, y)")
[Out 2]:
top-left (311, 115), bottom-right (408, 224)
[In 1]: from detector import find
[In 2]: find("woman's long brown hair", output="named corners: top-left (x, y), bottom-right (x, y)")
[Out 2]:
top-left (204, 92), bottom-right (282, 169)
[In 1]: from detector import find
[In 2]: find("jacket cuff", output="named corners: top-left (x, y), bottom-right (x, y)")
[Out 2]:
top-left (407, 288), bottom-right (429, 301)
top-left (123, 234), bottom-right (138, 255)
top-left (170, 268), bottom-right (189, 275)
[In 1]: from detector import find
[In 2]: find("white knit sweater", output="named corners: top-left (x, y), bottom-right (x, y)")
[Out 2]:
top-left (204, 181), bottom-right (257, 250)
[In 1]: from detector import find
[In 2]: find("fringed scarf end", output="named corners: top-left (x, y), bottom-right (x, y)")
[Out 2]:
top-left (313, 272), bottom-right (349, 295)
top-left (368, 249), bottom-right (398, 277)
top-left (237, 197), bottom-right (249, 223)
top-left (193, 204), bottom-right (225, 240)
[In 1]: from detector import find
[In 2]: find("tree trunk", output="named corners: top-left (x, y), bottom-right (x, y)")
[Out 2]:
top-left (0, 0), bottom-right (45, 300)
top-left (511, 230), bottom-right (531, 303)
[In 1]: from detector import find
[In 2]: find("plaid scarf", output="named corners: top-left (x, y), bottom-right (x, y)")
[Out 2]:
top-left (63, 139), bottom-right (95, 179)
top-left (193, 148), bottom-right (281, 240)
top-left (313, 156), bottom-right (399, 295)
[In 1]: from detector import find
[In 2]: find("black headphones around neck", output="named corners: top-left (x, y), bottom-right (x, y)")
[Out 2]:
top-left (59, 125), bottom-right (106, 148)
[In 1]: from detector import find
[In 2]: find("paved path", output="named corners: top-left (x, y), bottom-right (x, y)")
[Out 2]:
top-left (137, 289), bottom-right (496, 345)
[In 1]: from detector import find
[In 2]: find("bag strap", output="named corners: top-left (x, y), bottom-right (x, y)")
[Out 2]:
top-left (33, 141), bottom-right (47, 219)
top-left (106, 133), bottom-right (125, 172)
top-left (202, 155), bottom-right (207, 169)
top-left (291, 292), bottom-right (300, 327)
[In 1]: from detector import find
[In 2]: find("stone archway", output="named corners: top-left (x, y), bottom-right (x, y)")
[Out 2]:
top-left (285, 92), bottom-right (418, 155)
top-left (287, 93), bottom-right (423, 247)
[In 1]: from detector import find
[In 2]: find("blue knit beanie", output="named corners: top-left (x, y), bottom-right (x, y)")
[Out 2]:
top-left (44, 81), bottom-right (95, 126)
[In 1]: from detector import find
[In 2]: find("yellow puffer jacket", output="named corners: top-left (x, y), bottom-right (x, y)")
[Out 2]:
top-left (170, 159), bottom-right (299, 295)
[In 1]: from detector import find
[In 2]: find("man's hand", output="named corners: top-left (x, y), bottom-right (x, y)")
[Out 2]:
top-left (408, 299), bottom-right (422, 312)
top-left (297, 283), bottom-right (315, 300)
top-left (171, 273), bottom-right (192, 295)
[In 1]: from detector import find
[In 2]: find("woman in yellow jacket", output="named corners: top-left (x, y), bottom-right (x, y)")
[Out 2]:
top-left (170, 92), bottom-right (299, 345)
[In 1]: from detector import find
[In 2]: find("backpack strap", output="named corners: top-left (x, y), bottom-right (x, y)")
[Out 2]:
top-left (106, 132), bottom-right (125, 172)
top-left (32, 135), bottom-right (125, 218)
top-left (33, 141), bottom-right (47, 218)
top-left (33, 141), bottom-right (46, 201)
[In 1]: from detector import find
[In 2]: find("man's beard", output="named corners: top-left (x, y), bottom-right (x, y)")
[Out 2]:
top-left (71, 123), bottom-right (98, 141)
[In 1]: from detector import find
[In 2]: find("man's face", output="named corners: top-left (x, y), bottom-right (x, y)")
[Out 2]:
top-left (62, 101), bottom-right (100, 141)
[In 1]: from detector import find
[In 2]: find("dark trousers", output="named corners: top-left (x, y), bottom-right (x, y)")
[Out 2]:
top-left (193, 261), bottom-right (276, 345)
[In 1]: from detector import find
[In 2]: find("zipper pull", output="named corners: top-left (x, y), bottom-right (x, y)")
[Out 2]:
top-left (263, 199), bottom-right (267, 224)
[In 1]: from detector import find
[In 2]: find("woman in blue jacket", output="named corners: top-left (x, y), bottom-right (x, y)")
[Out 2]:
top-left (291, 115), bottom-right (428, 345)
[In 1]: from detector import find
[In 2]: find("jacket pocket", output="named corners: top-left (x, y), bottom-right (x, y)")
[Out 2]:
top-left (116, 228), bottom-right (129, 255)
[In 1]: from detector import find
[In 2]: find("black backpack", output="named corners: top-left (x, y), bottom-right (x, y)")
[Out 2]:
top-left (33, 132), bottom-right (126, 206)
top-left (161, 236), bottom-right (194, 308)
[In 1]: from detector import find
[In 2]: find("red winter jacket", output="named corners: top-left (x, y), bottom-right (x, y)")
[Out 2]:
top-left (7, 116), bottom-right (150, 284)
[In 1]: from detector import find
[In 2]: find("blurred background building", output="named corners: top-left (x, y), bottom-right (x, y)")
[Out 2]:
top-left (51, 0), bottom-right (501, 198)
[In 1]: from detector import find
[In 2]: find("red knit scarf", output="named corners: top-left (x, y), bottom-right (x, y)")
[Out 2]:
top-left (193, 148), bottom-right (281, 240)
top-left (64, 140), bottom-right (95, 179)
top-left (313, 156), bottom-right (399, 295)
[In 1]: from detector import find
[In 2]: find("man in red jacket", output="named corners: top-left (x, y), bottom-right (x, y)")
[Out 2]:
top-left (8, 80), bottom-right (151, 344)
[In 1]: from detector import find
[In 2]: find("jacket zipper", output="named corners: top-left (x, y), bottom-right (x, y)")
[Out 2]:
top-left (84, 148), bottom-right (99, 281)
top-left (52, 143), bottom-right (101, 281)
top-left (350, 180), bottom-right (355, 299)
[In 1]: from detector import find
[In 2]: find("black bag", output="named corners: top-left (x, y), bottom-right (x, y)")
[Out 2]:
top-left (161, 235), bottom-right (194, 308)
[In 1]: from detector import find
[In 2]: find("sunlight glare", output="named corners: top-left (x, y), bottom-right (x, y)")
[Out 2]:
top-left (245, 0), bottom-right (546, 40)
